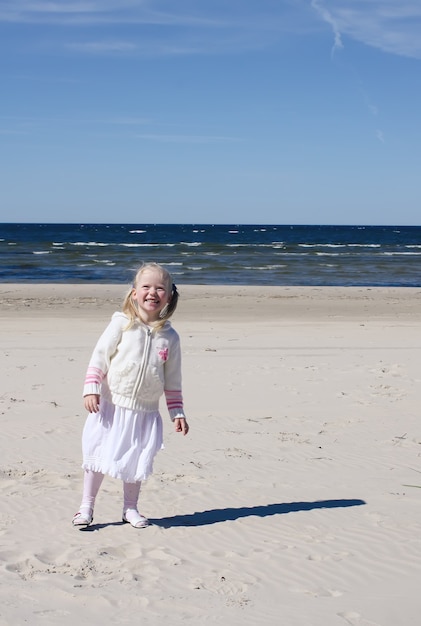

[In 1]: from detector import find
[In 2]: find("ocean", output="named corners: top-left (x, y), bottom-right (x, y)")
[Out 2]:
top-left (1, 223), bottom-right (420, 286)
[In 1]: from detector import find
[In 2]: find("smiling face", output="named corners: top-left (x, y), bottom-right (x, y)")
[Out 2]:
top-left (132, 267), bottom-right (171, 324)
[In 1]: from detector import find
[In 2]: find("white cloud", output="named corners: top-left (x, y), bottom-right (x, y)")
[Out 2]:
top-left (65, 36), bottom-right (250, 57)
top-left (2, 1), bottom-right (421, 60)
top-left (66, 40), bottom-right (137, 54)
top-left (0, 1), bottom-right (143, 20)
top-left (135, 134), bottom-right (240, 144)
top-left (311, 0), bottom-right (343, 57)
top-left (0, 1), bottom-right (290, 57)
top-left (0, 1), bottom-right (255, 26)
top-left (312, 1), bottom-right (421, 59)
top-left (108, 116), bottom-right (151, 126)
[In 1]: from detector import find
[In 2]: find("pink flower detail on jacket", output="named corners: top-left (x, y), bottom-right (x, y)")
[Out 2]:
top-left (158, 347), bottom-right (169, 362)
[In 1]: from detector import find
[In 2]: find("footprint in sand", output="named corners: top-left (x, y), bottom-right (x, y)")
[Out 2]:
top-left (307, 550), bottom-right (351, 562)
top-left (191, 571), bottom-right (253, 607)
top-left (291, 586), bottom-right (343, 598)
top-left (338, 611), bottom-right (381, 625)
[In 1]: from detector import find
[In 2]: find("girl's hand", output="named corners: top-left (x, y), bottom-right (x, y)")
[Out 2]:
top-left (174, 417), bottom-right (189, 436)
top-left (84, 394), bottom-right (100, 414)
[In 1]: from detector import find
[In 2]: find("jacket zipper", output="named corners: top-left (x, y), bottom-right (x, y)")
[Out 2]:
top-left (132, 326), bottom-right (153, 399)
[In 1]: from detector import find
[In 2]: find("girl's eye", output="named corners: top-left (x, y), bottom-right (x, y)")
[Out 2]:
top-left (140, 285), bottom-right (165, 291)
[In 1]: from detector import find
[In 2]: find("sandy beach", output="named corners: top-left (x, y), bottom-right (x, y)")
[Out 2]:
top-left (0, 284), bottom-right (420, 626)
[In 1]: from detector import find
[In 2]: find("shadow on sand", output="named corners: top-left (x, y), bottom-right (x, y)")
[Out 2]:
top-left (148, 498), bottom-right (366, 529)
top-left (77, 498), bottom-right (366, 531)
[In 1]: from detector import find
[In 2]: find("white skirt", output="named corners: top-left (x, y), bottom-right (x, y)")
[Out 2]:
top-left (81, 398), bottom-right (164, 483)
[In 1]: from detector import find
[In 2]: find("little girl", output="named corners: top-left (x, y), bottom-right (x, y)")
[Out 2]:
top-left (73, 262), bottom-right (189, 528)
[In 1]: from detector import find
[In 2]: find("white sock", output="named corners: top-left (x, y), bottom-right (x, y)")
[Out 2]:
top-left (123, 481), bottom-right (142, 513)
top-left (79, 470), bottom-right (104, 513)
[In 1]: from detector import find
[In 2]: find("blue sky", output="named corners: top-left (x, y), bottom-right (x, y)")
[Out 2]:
top-left (1, 0), bottom-right (420, 225)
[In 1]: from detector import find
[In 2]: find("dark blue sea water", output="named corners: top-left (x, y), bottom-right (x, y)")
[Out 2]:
top-left (0, 223), bottom-right (420, 286)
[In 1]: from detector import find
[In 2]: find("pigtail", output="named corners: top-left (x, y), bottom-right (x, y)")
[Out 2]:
top-left (158, 283), bottom-right (179, 324)
top-left (122, 285), bottom-right (138, 329)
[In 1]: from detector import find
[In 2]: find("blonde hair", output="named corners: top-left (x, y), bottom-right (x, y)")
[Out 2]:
top-left (122, 262), bottom-right (179, 330)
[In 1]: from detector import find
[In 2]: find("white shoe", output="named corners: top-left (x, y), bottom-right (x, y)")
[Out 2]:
top-left (72, 509), bottom-right (93, 526)
top-left (122, 509), bottom-right (149, 528)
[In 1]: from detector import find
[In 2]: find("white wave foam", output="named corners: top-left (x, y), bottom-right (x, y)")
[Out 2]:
top-left (119, 243), bottom-right (175, 247)
top-left (383, 252), bottom-right (421, 256)
top-left (243, 265), bottom-right (287, 270)
top-left (71, 242), bottom-right (109, 247)
top-left (93, 259), bottom-right (116, 265)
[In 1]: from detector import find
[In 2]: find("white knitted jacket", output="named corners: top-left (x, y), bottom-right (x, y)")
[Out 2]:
top-left (83, 312), bottom-right (185, 420)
